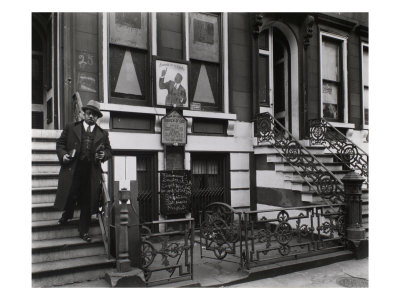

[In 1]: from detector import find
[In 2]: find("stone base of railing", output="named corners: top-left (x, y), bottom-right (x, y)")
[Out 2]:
top-left (105, 267), bottom-right (146, 287)
top-left (347, 228), bottom-right (368, 260)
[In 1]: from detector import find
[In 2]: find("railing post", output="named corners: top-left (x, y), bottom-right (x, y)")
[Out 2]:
top-left (128, 180), bottom-right (141, 268)
top-left (105, 181), bottom-right (146, 287)
top-left (342, 171), bottom-right (368, 258)
top-left (117, 188), bottom-right (131, 272)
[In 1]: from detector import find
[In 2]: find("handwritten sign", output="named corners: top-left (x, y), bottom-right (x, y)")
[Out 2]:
top-left (160, 170), bottom-right (191, 215)
top-left (161, 110), bottom-right (187, 145)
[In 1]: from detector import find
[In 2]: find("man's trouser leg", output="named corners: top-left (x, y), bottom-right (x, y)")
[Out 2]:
top-left (78, 160), bottom-right (92, 235)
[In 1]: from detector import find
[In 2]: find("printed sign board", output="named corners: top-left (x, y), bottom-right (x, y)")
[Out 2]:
top-left (161, 110), bottom-right (187, 146)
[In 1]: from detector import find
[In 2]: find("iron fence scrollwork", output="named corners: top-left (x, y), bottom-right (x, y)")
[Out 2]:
top-left (309, 118), bottom-right (368, 186)
top-left (243, 204), bottom-right (346, 268)
top-left (139, 219), bottom-right (194, 286)
top-left (256, 112), bottom-right (345, 204)
top-left (199, 202), bottom-right (244, 265)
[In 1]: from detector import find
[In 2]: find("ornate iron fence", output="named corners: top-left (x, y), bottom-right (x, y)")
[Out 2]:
top-left (309, 118), bottom-right (368, 186)
top-left (255, 112), bottom-right (345, 204)
top-left (199, 202), bottom-right (244, 266)
top-left (198, 202), bottom-right (346, 270)
top-left (140, 218), bottom-right (194, 286)
top-left (242, 204), bottom-right (346, 269)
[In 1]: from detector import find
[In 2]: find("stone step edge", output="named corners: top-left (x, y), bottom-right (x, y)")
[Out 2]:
top-left (32, 160), bottom-right (60, 165)
top-left (32, 235), bottom-right (104, 252)
top-left (280, 170), bottom-right (351, 175)
top-left (32, 173), bottom-right (59, 178)
top-left (32, 255), bottom-right (115, 277)
top-left (254, 144), bottom-right (327, 149)
top-left (32, 218), bottom-right (99, 230)
top-left (32, 187), bottom-right (58, 193)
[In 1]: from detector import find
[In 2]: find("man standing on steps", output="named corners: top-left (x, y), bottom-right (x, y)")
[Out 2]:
top-left (54, 100), bottom-right (112, 243)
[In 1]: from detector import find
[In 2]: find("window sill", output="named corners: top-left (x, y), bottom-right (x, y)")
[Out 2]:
top-left (100, 103), bottom-right (166, 116)
top-left (183, 110), bottom-right (237, 121)
top-left (328, 122), bottom-right (355, 129)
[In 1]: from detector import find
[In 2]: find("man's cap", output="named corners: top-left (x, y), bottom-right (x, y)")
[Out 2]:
top-left (82, 100), bottom-right (103, 117)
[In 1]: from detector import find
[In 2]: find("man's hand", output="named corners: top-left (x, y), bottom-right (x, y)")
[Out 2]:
top-left (96, 151), bottom-right (105, 161)
top-left (161, 68), bottom-right (167, 77)
top-left (63, 153), bottom-right (72, 164)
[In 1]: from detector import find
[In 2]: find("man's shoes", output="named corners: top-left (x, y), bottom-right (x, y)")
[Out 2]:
top-left (80, 233), bottom-right (92, 243)
top-left (57, 217), bottom-right (69, 225)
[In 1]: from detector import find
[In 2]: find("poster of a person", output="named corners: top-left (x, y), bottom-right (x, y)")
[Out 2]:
top-left (155, 59), bottom-right (189, 107)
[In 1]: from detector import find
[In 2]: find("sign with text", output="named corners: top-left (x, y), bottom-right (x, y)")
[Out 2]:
top-left (160, 170), bottom-right (192, 215)
top-left (161, 110), bottom-right (187, 146)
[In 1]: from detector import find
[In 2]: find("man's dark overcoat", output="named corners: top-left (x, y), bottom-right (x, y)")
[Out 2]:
top-left (54, 120), bottom-right (112, 214)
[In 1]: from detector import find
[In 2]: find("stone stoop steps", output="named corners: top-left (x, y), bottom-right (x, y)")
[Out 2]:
top-left (31, 130), bottom-right (115, 288)
top-left (254, 142), bottom-right (369, 236)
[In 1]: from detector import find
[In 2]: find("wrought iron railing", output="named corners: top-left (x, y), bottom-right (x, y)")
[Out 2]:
top-left (309, 118), bottom-right (368, 186)
top-left (98, 174), bottom-right (112, 259)
top-left (242, 204), bottom-right (346, 269)
top-left (199, 202), bottom-right (244, 266)
top-left (255, 112), bottom-right (344, 204)
top-left (198, 202), bottom-right (346, 270)
top-left (72, 91), bottom-right (84, 122)
top-left (140, 218), bottom-right (194, 286)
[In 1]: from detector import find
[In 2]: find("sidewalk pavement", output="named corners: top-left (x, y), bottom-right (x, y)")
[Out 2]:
top-left (63, 240), bottom-right (366, 288)
top-left (228, 258), bottom-right (368, 288)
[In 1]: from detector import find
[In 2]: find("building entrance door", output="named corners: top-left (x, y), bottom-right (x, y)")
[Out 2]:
top-left (191, 153), bottom-right (230, 225)
top-left (32, 13), bottom-right (57, 129)
top-left (258, 27), bottom-right (292, 133)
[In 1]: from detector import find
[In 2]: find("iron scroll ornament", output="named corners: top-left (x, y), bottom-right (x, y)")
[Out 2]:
top-left (200, 202), bottom-right (240, 260)
top-left (309, 118), bottom-right (368, 185)
top-left (256, 112), bottom-right (344, 204)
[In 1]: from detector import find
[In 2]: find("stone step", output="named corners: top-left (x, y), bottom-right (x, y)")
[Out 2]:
top-left (266, 153), bottom-right (335, 164)
top-left (283, 170), bottom-right (350, 183)
top-left (32, 173), bottom-right (59, 188)
top-left (32, 187), bottom-right (57, 204)
top-left (32, 163), bottom-right (61, 174)
top-left (300, 191), bottom-right (320, 203)
top-left (32, 235), bottom-right (105, 263)
top-left (275, 161), bottom-right (345, 172)
top-left (32, 150), bottom-right (58, 162)
top-left (32, 129), bottom-right (62, 139)
top-left (254, 143), bottom-right (327, 155)
top-left (285, 180), bottom-right (314, 192)
top-left (32, 218), bottom-right (101, 241)
top-left (32, 255), bottom-right (115, 287)
top-left (32, 141), bottom-right (57, 151)
top-left (32, 203), bottom-right (80, 221)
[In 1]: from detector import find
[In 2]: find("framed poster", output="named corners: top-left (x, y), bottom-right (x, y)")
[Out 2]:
top-left (109, 13), bottom-right (148, 50)
top-left (154, 58), bottom-right (189, 108)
